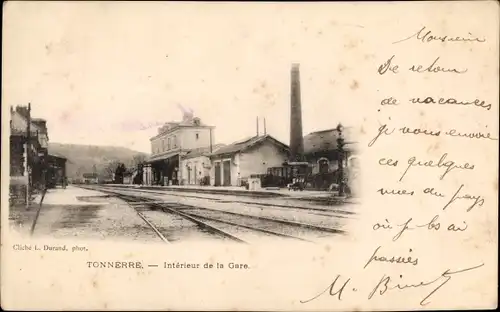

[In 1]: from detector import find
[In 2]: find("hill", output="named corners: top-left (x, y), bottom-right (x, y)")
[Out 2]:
top-left (48, 143), bottom-right (149, 180)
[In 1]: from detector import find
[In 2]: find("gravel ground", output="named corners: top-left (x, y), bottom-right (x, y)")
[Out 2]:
top-left (132, 206), bottom-right (230, 243)
top-left (98, 188), bottom-right (352, 239)
top-left (16, 185), bottom-right (354, 243)
top-left (101, 185), bottom-right (358, 213)
top-left (9, 204), bottom-right (40, 237)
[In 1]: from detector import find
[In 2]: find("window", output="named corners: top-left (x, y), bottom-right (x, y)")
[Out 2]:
top-left (162, 139), bottom-right (165, 151)
top-left (195, 133), bottom-right (199, 140)
top-left (173, 136), bottom-right (177, 148)
top-left (167, 138), bottom-right (171, 150)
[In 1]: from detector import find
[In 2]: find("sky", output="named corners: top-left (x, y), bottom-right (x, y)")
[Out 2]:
top-left (3, 2), bottom-right (436, 154)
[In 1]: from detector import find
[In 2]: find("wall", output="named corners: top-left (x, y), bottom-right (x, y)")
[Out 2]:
top-left (151, 128), bottom-right (181, 155)
top-left (210, 141), bottom-right (288, 186)
top-left (179, 128), bottom-right (213, 151)
top-left (309, 156), bottom-right (340, 175)
top-left (239, 141), bottom-right (288, 179)
top-left (180, 155), bottom-right (211, 185)
top-left (210, 154), bottom-right (239, 186)
top-left (151, 127), bottom-right (213, 156)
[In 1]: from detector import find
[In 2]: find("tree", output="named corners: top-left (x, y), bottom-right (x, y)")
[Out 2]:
top-left (114, 163), bottom-right (127, 184)
top-left (103, 160), bottom-right (121, 180)
top-left (132, 154), bottom-right (146, 166)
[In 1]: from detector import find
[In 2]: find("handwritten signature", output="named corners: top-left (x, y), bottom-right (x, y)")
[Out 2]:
top-left (392, 26), bottom-right (486, 44)
top-left (300, 263), bottom-right (484, 306)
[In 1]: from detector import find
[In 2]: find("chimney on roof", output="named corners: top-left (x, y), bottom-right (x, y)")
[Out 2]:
top-left (256, 116), bottom-right (259, 137)
top-left (290, 63), bottom-right (305, 161)
top-left (16, 106), bottom-right (29, 119)
top-left (263, 118), bottom-right (267, 135)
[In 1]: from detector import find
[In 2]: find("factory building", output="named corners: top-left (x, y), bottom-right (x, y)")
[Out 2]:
top-left (265, 63), bottom-right (359, 192)
top-left (303, 127), bottom-right (358, 189)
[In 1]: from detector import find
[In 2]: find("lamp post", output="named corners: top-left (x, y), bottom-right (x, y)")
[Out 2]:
top-left (336, 123), bottom-right (346, 197)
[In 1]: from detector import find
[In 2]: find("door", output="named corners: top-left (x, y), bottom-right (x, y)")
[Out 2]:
top-left (214, 162), bottom-right (221, 186)
top-left (223, 160), bottom-right (231, 186)
top-left (194, 165), bottom-right (197, 185)
top-left (319, 159), bottom-right (329, 174)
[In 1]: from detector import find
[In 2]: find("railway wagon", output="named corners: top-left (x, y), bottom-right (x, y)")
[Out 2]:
top-left (260, 165), bottom-right (343, 191)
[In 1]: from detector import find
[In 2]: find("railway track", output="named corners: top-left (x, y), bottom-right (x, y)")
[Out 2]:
top-left (96, 184), bottom-right (355, 217)
top-left (80, 185), bottom-right (345, 243)
top-left (113, 192), bottom-right (246, 244)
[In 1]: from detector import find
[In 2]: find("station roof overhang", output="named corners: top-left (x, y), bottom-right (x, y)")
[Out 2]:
top-left (146, 152), bottom-right (181, 164)
top-left (47, 154), bottom-right (67, 161)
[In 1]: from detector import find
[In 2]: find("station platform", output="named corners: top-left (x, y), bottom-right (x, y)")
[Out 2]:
top-left (35, 186), bottom-right (109, 206)
top-left (9, 185), bottom-right (164, 241)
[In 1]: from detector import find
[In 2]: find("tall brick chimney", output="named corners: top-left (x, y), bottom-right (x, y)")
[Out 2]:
top-left (290, 63), bottom-right (304, 161)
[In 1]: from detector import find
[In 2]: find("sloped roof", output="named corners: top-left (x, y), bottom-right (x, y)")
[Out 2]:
top-left (10, 110), bottom-right (43, 135)
top-left (183, 144), bottom-right (225, 159)
top-left (303, 127), bottom-right (358, 154)
top-left (48, 153), bottom-right (67, 161)
top-left (210, 135), bottom-right (289, 157)
top-left (151, 115), bottom-right (213, 140)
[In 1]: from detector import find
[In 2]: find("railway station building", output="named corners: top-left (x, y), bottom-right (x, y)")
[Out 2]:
top-left (144, 110), bottom-right (215, 186)
top-left (179, 144), bottom-right (225, 185)
top-left (209, 135), bottom-right (290, 187)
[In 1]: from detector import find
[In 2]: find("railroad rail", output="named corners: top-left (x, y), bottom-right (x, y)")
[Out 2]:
top-left (94, 184), bottom-right (355, 217)
top-left (112, 192), bottom-right (246, 244)
top-left (80, 185), bottom-right (345, 243)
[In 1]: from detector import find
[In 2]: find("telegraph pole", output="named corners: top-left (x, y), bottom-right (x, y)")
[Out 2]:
top-left (336, 123), bottom-right (346, 197)
top-left (25, 103), bottom-right (32, 208)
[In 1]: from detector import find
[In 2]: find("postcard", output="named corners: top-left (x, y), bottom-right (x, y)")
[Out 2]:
top-left (1, 1), bottom-right (498, 310)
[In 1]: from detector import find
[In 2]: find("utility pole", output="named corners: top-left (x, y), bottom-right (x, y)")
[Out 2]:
top-left (25, 103), bottom-right (32, 208)
top-left (336, 123), bottom-right (346, 197)
top-left (209, 127), bottom-right (213, 153)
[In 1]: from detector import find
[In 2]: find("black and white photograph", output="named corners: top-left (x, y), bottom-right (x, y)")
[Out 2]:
top-left (2, 2), bottom-right (497, 311)
top-left (8, 63), bottom-right (360, 244)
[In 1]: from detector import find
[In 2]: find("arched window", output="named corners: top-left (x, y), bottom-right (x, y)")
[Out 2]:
top-left (318, 157), bottom-right (329, 174)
